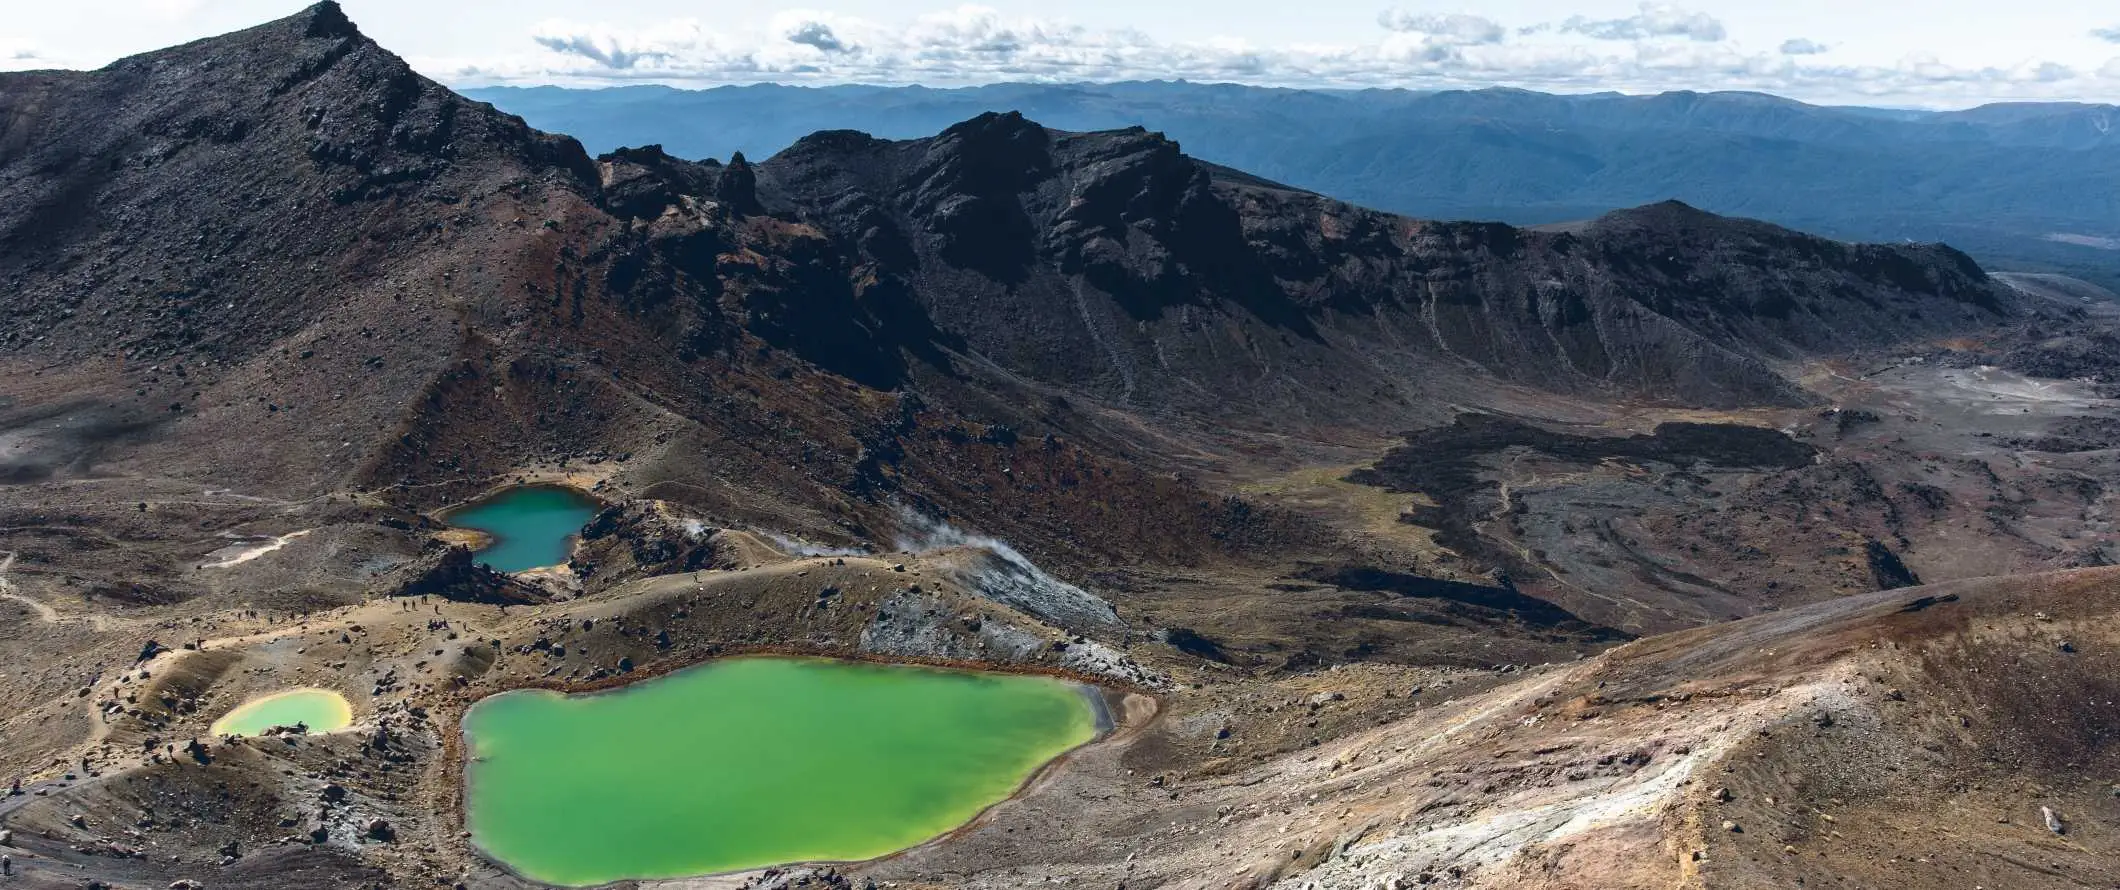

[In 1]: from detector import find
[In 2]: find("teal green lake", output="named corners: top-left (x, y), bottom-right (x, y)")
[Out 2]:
top-left (443, 486), bottom-right (599, 573)
top-left (211, 688), bottom-right (353, 736)
top-left (462, 657), bottom-right (1101, 886)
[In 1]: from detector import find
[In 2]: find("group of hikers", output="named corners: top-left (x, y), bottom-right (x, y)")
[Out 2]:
top-left (3, 776), bottom-right (21, 876)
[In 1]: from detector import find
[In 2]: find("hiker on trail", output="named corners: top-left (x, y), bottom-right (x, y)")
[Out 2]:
top-left (3, 852), bottom-right (14, 875)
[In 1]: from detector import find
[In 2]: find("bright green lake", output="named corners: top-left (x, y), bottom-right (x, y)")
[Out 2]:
top-left (211, 688), bottom-right (353, 736)
top-left (463, 657), bottom-right (1100, 886)
top-left (443, 486), bottom-right (599, 573)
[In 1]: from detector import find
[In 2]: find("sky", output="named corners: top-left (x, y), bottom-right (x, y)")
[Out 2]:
top-left (5, 0), bottom-right (2120, 107)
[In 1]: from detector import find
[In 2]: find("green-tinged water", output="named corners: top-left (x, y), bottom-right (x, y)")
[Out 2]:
top-left (463, 657), bottom-right (1100, 886)
top-left (442, 486), bottom-right (599, 573)
top-left (210, 688), bottom-right (353, 736)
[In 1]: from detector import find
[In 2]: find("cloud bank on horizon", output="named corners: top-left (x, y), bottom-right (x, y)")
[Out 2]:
top-left (3, 1), bottom-right (2119, 107)
top-left (444, 3), bottom-right (2120, 106)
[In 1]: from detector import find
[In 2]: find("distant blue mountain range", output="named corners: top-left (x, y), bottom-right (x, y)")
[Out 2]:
top-left (466, 82), bottom-right (2120, 286)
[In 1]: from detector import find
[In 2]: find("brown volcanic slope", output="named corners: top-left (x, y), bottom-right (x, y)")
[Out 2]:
top-left (0, 1), bottom-right (2057, 608)
top-left (3, 5), bottom-right (2120, 888)
top-left (0, 0), bottom-right (2104, 650)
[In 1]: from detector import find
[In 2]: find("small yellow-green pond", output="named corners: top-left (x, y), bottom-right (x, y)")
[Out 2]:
top-left (210, 688), bottom-right (354, 736)
top-left (463, 657), bottom-right (1102, 886)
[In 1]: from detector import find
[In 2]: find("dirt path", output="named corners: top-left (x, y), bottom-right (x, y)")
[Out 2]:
top-left (0, 550), bottom-right (60, 624)
top-left (0, 551), bottom-right (133, 632)
top-left (200, 528), bottom-right (316, 568)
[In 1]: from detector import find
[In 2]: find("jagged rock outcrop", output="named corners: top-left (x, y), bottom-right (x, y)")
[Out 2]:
top-left (597, 144), bottom-right (720, 220)
top-left (377, 544), bottom-right (541, 604)
top-left (715, 151), bottom-right (764, 216)
top-left (571, 500), bottom-right (726, 591)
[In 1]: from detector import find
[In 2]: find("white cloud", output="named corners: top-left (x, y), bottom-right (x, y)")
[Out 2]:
top-left (531, 20), bottom-right (696, 70)
top-left (2013, 60), bottom-right (2075, 83)
top-left (439, 4), bottom-right (2120, 107)
top-left (1558, 3), bottom-right (1726, 42)
top-left (2093, 25), bottom-right (2120, 43)
top-left (785, 21), bottom-right (849, 54)
top-left (0, 38), bottom-right (60, 71)
top-left (1378, 11), bottom-right (1506, 45)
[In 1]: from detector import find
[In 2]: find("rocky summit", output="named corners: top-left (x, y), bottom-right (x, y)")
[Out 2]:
top-left (4, 4), bottom-right (2120, 890)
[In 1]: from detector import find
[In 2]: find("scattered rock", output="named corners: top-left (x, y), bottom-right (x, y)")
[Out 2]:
top-left (2043, 806), bottom-right (2065, 835)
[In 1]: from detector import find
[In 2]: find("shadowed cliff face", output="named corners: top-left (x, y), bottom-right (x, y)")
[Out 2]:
top-left (739, 112), bottom-right (2014, 415)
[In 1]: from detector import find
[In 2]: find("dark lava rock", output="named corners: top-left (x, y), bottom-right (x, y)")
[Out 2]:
top-left (378, 545), bottom-right (541, 605)
top-left (715, 151), bottom-right (764, 216)
top-left (571, 501), bottom-right (724, 592)
top-left (1347, 413), bottom-right (1817, 577)
top-left (1864, 540), bottom-right (1923, 590)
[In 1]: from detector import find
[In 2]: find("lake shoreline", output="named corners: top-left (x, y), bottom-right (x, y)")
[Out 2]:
top-left (455, 653), bottom-right (1147, 887)
top-left (209, 687), bottom-right (356, 737)
top-left (435, 484), bottom-right (601, 574)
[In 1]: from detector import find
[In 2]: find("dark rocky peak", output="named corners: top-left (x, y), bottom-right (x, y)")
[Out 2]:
top-left (1578, 198), bottom-right (2005, 316)
top-left (777, 128), bottom-right (889, 160)
top-left (1041, 127), bottom-right (1284, 321)
top-left (690, 111), bottom-right (2020, 412)
top-left (1582, 199), bottom-right (1800, 247)
top-left (716, 151), bottom-right (763, 216)
top-left (598, 144), bottom-right (717, 219)
top-left (300, 0), bottom-right (361, 40)
top-left (603, 143), bottom-right (682, 165)
top-left (914, 111), bottom-right (1055, 198)
top-left (898, 113), bottom-right (1055, 280)
top-left (1590, 198), bottom-right (1720, 229)
top-left (1047, 126), bottom-right (1217, 243)
top-left (2, 0), bottom-right (594, 202)
top-left (870, 113), bottom-right (1249, 300)
top-left (0, 0), bottom-right (597, 363)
